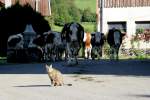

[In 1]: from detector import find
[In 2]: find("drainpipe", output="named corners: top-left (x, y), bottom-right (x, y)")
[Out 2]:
top-left (48, 0), bottom-right (51, 16)
top-left (35, 0), bottom-right (40, 12)
top-left (100, 0), bottom-right (104, 33)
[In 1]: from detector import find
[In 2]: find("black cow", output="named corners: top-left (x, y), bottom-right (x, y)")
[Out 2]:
top-left (91, 32), bottom-right (105, 60)
top-left (61, 22), bottom-right (84, 65)
top-left (107, 28), bottom-right (125, 60)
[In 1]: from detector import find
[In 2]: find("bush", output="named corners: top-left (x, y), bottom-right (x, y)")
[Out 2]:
top-left (81, 8), bottom-right (96, 22)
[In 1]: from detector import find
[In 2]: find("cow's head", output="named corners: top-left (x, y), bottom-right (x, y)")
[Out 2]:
top-left (112, 29), bottom-right (125, 48)
top-left (94, 32), bottom-right (105, 46)
top-left (114, 30), bottom-right (121, 47)
top-left (53, 32), bottom-right (62, 46)
top-left (61, 22), bottom-right (84, 43)
top-left (7, 33), bottom-right (24, 49)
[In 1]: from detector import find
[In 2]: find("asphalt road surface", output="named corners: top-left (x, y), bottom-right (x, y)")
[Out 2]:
top-left (0, 59), bottom-right (150, 100)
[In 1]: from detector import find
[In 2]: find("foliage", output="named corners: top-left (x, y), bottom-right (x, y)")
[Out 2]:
top-left (81, 22), bottom-right (96, 32)
top-left (50, 0), bottom-right (81, 26)
top-left (136, 28), bottom-right (144, 35)
top-left (133, 29), bottom-right (150, 42)
top-left (81, 8), bottom-right (96, 22)
top-left (74, 0), bottom-right (96, 13)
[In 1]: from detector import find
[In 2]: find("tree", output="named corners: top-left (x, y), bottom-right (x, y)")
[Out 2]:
top-left (50, 0), bottom-right (81, 26)
top-left (81, 8), bottom-right (96, 22)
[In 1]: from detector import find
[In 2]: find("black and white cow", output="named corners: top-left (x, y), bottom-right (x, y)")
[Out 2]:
top-left (33, 31), bottom-right (65, 61)
top-left (107, 28), bottom-right (125, 60)
top-left (7, 33), bottom-right (24, 49)
top-left (7, 33), bottom-right (43, 62)
top-left (61, 22), bottom-right (84, 65)
top-left (44, 31), bottom-right (65, 61)
top-left (91, 32), bottom-right (105, 60)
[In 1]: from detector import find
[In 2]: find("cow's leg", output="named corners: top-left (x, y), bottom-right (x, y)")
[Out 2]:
top-left (88, 48), bottom-right (92, 59)
top-left (110, 46), bottom-right (114, 60)
top-left (98, 47), bottom-right (102, 60)
top-left (84, 48), bottom-right (88, 59)
top-left (91, 47), bottom-right (95, 60)
top-left (115, 47), bottom-right (119, 60)
top-left (66, 43), bottom-right (74, 65)
top-left (43, 46), bottom-right (48, 61)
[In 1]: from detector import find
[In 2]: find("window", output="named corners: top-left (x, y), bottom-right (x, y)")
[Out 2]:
top-left (108, 22), bottom-right (126, 32)
top-left (136, 21), bottom-right (150, 30)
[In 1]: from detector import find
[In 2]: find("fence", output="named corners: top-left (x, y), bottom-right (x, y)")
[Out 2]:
top-left (99, 0), bottom-right (150, 8)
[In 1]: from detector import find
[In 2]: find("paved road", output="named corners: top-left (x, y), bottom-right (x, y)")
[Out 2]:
top-left (0, 60), bottom-right (150, 100)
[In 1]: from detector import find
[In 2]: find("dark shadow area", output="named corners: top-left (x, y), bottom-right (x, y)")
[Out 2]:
top-left (0, 60), bottom-right (150, 77)
top-left (128, 94), bottom-right (150, 98)
top-left (0, 3), bottom-right (50, 57)
top-left (14, 85), bottom-right (51, 87)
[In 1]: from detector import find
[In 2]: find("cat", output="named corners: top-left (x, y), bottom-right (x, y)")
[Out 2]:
top-left (45, 64), bottom-right (64, 86)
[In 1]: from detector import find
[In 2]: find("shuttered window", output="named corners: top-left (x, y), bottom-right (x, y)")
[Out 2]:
top-left (108, 22), bottom-right (126, 32)
top-left (136, 21), bottom-right (150, 30)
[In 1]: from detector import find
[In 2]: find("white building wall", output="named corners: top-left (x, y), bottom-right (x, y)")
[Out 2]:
top-left (102, 7), bottom-right (150, 49)
top-left (103, 7), bottom-right (150, 35)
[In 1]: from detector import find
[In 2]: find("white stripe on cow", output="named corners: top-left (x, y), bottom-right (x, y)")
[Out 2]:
top-left (114, 31), bottom-right (120, 45)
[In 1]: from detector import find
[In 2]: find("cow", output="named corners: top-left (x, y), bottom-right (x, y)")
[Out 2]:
top-left (44, 31), bottom-right (65, 61)
top-left (91, 32), bottom-right (105, 60)
top-left (61, 22), bottom-right (84, 65)
top-left (7, 33), bottom-right (43, 62)
top-left (107, 28), bottom-right (125, 60)
top-left (7, 33), bottom-right (24, 49)
top-left (33, 31), bottom-right (65, 62)
top-left (83, 32), bottom-right (92, 59)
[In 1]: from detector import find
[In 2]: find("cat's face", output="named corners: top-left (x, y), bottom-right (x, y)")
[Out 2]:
top-left (46, 64), bottom-right (53, 72)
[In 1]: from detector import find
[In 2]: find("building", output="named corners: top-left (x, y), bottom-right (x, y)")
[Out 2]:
top-left (0, 0), bottom-right (51, 16)
top-left (96, 0), bottom-right (150, 49)
top-left (97, 0), bottom-right (150, 35)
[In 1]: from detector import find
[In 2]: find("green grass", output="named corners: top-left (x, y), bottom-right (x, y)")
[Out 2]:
top-left (74, 0), bottom-right (96, 13)
top-left (0, 57), bottom-right (7, 64)
top-left (50, 22), bottom-right (96, 32)
top-left (81, 22), bottom-right (96, 32)
top-left (51, 25), bottom-right (63, 32)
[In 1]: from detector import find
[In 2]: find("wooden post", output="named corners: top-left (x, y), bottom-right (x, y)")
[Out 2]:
top-left (100, 0), bottom-right (104, 33)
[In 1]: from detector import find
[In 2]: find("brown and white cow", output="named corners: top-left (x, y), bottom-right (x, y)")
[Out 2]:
top-left (61, 22), bottom-right (84, 65)
top-left (91, 32), bottom-right (105, 60)
top-left (83, 32), bottom-right (92, 59)
top-left (107, 28), bottom-right (125, 60)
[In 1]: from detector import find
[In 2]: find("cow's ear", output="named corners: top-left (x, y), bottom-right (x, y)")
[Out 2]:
top-left (102, 33), bottom-right (106, 41)
top-left (61, 24), bottom-right (68, 39)
top-left (78, 24), bottom-right (84, 34)
top-left (121, 33), bottom-right (126, 37)
top-left (80, 26), bottom-right (84, 39)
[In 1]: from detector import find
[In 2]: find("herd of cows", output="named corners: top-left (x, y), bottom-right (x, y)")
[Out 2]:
top-left (7, 22), bottom-right (125, 65)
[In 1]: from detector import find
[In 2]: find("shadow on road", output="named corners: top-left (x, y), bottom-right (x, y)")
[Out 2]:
top-left (14, 85), bottom-right (51, 87)
top-left (127, 94), bottom-right (150, 98)
top-left (0, 60), bottom-right (150, 77)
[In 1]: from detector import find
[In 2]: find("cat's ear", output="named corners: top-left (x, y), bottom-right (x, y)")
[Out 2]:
top-left (50, 64), bottom-right (53, 68)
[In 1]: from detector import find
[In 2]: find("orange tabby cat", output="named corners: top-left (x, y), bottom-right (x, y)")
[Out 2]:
top-left (45, 64), bottom-right (64, 86)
